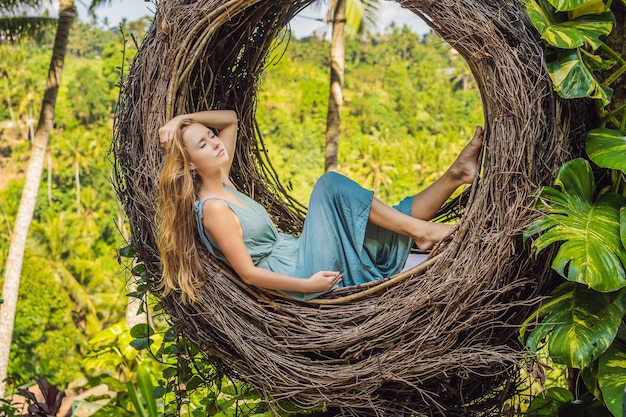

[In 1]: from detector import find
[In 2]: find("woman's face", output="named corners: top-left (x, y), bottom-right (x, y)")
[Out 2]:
top-left (182, 122), bottom-right (228, 174)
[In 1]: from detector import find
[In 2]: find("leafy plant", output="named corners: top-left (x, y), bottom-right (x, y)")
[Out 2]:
top-left (17, 377), bottom-right (66, 417)
top-left (522, 0), bottom-right (616, 105)
top-left (522, 0), bottom-right (626, 416)
top-left (586, 128), bottom-right (626, 172)
top-left (523, 158), bottom-right (626, 293)
top-left (0, 395), bottom-right (20, 417)
top-left (126, 364), bottom-right (159, 417)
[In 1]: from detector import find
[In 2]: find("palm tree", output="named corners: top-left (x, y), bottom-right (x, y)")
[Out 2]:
top-left (0, 0), bottom-right (77, 397)
top-left (324, 0), bottom-right (380, 172)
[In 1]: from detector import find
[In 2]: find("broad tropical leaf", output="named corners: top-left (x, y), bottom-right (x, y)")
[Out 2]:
top-left (522, 282), bottom-right (623, 368)
top-left (526, 387), bottom-right (573, 416)
top-left (580, 48), bottom-right (617, 71)
top-left (547, 0), bottom-right (587, 11)
top-left (83, 322), bottom-right (140, 377)
top-left (598, 340), bottom-right (626, 417)
top-left (345, 0), bottom-right (380, 36)
top-left (581, 361), bottom-right (604, 404)
top-left (545, 47), bottom-right (612, 105)
top-left (524, 158), bottom-right (626, 292)
top-left (570, 0), bottom-right (612, 19)
top-left (524, 0), bottom-right (614, 49)
top-left (136, 364), bottom-right (159, 417)
top-left (586, 128), bottom-right (626, 172)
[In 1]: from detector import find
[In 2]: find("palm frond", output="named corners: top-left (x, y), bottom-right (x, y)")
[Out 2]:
top-left (0, 15), bottom-right (55, 43)
top-left (0, 0), bottom-right (50, 15)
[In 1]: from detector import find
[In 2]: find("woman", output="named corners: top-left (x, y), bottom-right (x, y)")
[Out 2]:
top-left (157, 110), bottom-right (483, 303)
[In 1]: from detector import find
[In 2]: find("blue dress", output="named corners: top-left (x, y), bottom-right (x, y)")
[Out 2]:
top-left (194, 172), bottom-right (414, 300)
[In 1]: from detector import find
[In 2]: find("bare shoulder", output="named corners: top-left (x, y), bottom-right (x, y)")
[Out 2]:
top-left (201, 198), bottom-right (229, 213)
top-left (201, 199), bottom-right (241, 236)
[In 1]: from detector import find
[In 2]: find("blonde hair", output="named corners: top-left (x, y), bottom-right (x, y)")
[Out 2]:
top-left (156, 119), bottom-right (204, 304)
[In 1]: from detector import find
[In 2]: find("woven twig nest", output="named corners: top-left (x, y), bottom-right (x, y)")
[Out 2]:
top-left (113, 0), bottom-right (583, 415)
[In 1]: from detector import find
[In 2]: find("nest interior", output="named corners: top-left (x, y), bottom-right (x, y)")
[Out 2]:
top-left (112, 0), bottom-right (584, 415)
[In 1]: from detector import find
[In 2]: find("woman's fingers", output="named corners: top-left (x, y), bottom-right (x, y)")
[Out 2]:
top-left (310, 271), bottom-right (343, 291)
top-left (158, 127), bottom-right (171, 150)
top-left (159, 116), bottom-right (182, 150)
top-left (328, 271), bottom-right (342, 286)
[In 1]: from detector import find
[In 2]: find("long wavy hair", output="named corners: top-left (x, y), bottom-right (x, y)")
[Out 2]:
top-left (156, 118), bottom-right (204, 304)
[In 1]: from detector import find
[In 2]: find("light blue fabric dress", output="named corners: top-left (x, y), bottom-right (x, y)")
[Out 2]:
top-left (194, 172), bottom-right (414, 300)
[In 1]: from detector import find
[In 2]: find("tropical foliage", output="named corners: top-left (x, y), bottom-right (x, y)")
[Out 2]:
top-left (521, 0), bottom-right (626, 415)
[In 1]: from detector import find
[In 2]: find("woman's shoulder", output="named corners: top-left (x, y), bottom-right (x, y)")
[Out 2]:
top-left (200, 198), bottom-right (240, 232)
top-left (194, 194), bottom-right (229, 216)
top-left (199, 197), bottom-right (231, 213)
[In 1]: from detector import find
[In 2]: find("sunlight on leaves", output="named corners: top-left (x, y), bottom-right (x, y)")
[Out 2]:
top-left (524, 158), bottom-right (626, 292)
top-left (526, 386), bottom-right (572, 416)
top-left (598, 340), bottom-right (626, 417)
top-left (524, 0), bottom-right (614, 50)
top-left (522, 282), bottom-right (623, 369)
top-left (546, 47), bottom-right (612, 106)
top-left (547, 0), bottom-right (588, 11)
top-left (580, 47), bottom-right (617, 71)
top-left (586, 128), bottom-right (626, 172)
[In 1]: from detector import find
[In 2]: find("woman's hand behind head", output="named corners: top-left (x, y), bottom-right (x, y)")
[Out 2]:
top-left (159, 115), bottom-right (183, 151)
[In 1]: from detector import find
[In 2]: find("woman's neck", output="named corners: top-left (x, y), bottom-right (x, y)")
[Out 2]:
top-left (197, 172), bottom-right (229, 199)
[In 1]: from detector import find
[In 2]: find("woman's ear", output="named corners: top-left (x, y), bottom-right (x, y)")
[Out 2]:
top-left (189, 163), bottom-right (196, 170)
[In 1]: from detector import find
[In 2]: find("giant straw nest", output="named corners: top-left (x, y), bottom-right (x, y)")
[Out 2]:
top-left (112, 0), bottom-right (586, 415)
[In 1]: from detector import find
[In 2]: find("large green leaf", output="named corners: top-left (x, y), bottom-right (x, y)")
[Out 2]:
top-left (136, 364), bottom-right (159, 417)
top-left (527, 387), bottom-right (611, 416)
top-left (547, 0), bottom-right (588, 11)
top-left (524, 0), bottom-right (614, 49)
top-left (525, 158), bottom-right (626, 292)
top-left (546, 47), bottom-right (612, 105)
top-left (127, 380), bottom-right (148, 417)
top-left (598, 340), bottom-right (626, 417)
top-left (581, 361), bottom-right (604, 404)
top-left (523, 282), bottom-right (623, 368)
top-left (580, 47), bottom-right (617, 71)
top-left (570, 0), bottom-right (612, 19)
top-left (586, 128), bottom-right (626, 173)
top-left (526, 387), bottom-right (573, 416)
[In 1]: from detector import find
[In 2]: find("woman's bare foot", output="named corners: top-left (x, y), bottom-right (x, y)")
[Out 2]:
top-left (448, 126), bottom-right (483, 184)
top-left (412, 221), bottom-right (455, 251)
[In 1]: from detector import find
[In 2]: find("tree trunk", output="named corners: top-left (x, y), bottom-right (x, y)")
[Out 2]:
top-left (47, 154), bottom-right (52, 204)
top-left (324, 0), bottom-right (346, 172)
top-left (0, 1), bottom-right (75, 398)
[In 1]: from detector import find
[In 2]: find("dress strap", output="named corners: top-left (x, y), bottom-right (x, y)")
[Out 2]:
top-left (193, 198), bottom-right (227, 261)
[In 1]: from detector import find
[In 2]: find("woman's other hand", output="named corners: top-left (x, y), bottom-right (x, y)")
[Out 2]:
top-left (309, 271), bottom-right (343, 292)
